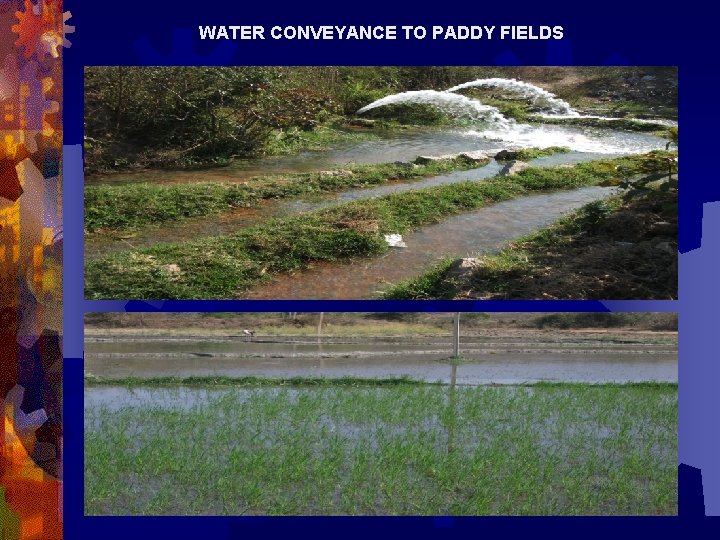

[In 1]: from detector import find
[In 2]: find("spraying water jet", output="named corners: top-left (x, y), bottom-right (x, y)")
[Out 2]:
top-left (447, 78), bottom-right (579, 116)
top-left (355, 90), bottom-right (512, 129)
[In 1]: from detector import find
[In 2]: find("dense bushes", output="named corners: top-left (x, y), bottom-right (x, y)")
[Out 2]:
top-left (83, 66), bottom-right (524, 171)
top-left (85, 67), bottom-right (345, 171)
top-left (84, 66), bottom-right (678, 173)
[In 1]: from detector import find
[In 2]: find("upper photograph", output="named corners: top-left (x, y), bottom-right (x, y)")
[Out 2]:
top-left (83, 67), bottom-right (678, 300)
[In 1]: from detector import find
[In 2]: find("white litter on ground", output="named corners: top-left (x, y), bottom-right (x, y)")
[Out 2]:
top-left (384, 234), bottom-right (407, 248)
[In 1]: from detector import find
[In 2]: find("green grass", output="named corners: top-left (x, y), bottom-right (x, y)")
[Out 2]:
top-left (262, 124), bottom-right (378, 156)
top-left (86, 155), bottom-right (642, 300)
top-left (85, 383), bottom-right (677, 515)
top-left (530, 115), bottom-right (672, 133)
top-left (498, 146), bottom-right (571, 161)
top-left (85, 156), bottom-right (490, 232)
top-left (483, 99), bottom-right (533, 122)
top-left (380, 257), bottom-right (457, 300)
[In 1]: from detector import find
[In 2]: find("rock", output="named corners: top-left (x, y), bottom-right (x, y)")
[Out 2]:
top-left (319, 170), bottom-right (353, 177)
top-left (443, 258), bottom-right (481, 283)
top-left (347, 118), bottom-right (377, 127)
top-left (414, 152), bottom-right (488, 165)
top-left (641, 75), bottom-right (656, 81)
top-left (393, 161), bottom-right (416, 169)
top-left (655, 241), bottom-right (676, 254)
top-left (458, 151), bottom-right (488, 164)
top-left (160, 264), bottom-right (182, 277)
top-left (649, 221), bottom-right (677, 236)
top-left (494, 149), bottom-right (523, 161)
top-left (414, 154), bottom-right (456, 165)
top-left (499, 160), bottom-right (529, 176)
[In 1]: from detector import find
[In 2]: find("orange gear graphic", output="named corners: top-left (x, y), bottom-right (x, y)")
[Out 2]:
top-left (11, 1), bottom-right (74, 60)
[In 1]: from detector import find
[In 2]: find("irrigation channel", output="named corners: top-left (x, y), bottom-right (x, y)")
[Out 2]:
top-left (86, 78), bottom-right (676, 298)
top-left (84, 333), bottom-right (677, 387)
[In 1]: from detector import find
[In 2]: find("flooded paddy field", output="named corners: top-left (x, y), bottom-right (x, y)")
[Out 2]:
top-left (84, 333), bottom-right (677, 384)
top-left (85, 313), bottom-right (678, 515)
top-left (84, 383), bottom-right (677, 515)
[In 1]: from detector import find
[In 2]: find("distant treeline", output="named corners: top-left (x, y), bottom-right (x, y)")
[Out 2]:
top-left (85, 311), bottom-right (677, 331)
top-left (84, 66), bottom-right (676, 172)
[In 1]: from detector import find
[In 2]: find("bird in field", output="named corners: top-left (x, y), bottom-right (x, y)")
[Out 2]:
top-left (242, 329), bottom-right (255, 340)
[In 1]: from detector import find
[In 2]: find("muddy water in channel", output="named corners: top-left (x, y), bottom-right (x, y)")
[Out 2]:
top-left (85, 159), bottom-right (505, 260)
top-left (85, 152), bottom-right (592, 260)
top-left (244, 186), bottom-right (614, 299)
top-left (87, 126), bottom-right (665, 186)
top-left (85, 335), bottom-right (677, 384)
top-left (85, 124), bottom-right (666, 262)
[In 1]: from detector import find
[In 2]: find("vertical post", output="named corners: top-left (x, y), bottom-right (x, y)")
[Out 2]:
top-left (317, 312), bottom-right (324, 337)
top-left (451, 312), bottom-right (460, 397)
top-left (317, 312), bottom-right (325, 368)
top-left (453, 312), bottom-right (460, 358)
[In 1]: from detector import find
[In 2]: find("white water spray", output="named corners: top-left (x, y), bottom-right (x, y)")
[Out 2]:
top-left (356, 90), bottom-right (512, 129)
top-left (354, 79), bottom-right (672, 155)
top-left (447, 78), bottom-right (579, 117)
top-left (473, 124), bottom-right (660, 155)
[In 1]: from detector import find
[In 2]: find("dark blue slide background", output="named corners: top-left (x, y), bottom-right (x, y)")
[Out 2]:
top-left (64, 0), bottom-right (719, 536)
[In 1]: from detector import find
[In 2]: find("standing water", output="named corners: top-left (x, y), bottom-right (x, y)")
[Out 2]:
top-left (85, 333), bottom-right (677, 384)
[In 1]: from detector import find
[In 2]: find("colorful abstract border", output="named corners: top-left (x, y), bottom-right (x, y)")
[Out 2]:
top-left (0, 1), bottom-right (72, 538)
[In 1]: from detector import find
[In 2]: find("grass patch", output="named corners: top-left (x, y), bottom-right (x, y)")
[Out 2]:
top-left (262, 124), bottom-right (378, 156)
top-left (85, 383), bottom-right (677, 515)
top-left (84, 321), bottom-right (452, 338)
top-left (483, 98), bottom-right (533, 122)
top-left (530, 115), bottom-right (672, 133)
top-left (509, 146), bottom-right (571, 161)
top-left (85, 155), bottom-right (638, 299)
top-left (85, 155), bottom-right (490, 232)
top-left (357, 103), bottom-right (456, 126)
top-left (466, 189), bottom-right (677, 299)
top-left (381, 257), bottom-right (457, 300)
top-left (528, 313), bottom-right (678, 331)
top-left (85, 154), bottom-right (671, 300)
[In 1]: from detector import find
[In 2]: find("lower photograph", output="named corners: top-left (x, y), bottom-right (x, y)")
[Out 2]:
top-left (83, 311), bottom-right (677, 516)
